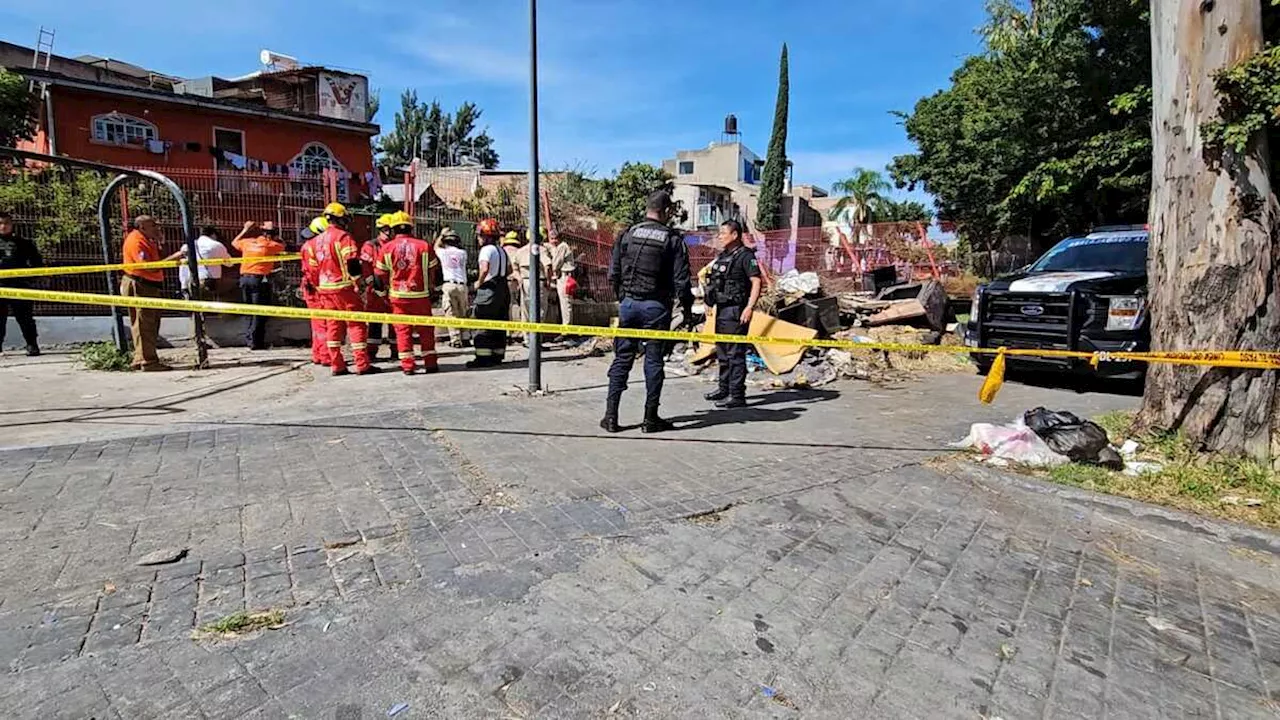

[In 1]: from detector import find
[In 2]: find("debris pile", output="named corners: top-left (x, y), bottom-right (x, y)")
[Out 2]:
top-left (954, 407), bottom-right (1130, 469)
top-left (668, 267), bottom-right (971, 388)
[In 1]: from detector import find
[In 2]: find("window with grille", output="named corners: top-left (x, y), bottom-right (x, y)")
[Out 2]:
top-left (289, 142), bottom-right (349, 201)
top-left (91, 113), bottom-right (158, 146)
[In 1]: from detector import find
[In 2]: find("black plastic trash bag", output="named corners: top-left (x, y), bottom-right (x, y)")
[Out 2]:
top-left (1023, 407), bottom-right (1124, 469)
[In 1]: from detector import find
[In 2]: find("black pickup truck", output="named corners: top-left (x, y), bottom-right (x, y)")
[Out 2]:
top-left (965, 226), bottom-right (1149, 379)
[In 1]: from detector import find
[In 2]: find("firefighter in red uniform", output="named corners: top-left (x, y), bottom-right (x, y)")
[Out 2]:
top-left (312, 202), bottom-right (378, 375)
top-left (299, 215), bottom-right (330, 365)
top-left (375, 211), bottom-right (439, 375)
top-left (362, 214), bottom-right (395, 362)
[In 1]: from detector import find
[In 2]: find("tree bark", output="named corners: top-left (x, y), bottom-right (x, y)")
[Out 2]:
top-left (1139, 0), bottom-right (1280, 460)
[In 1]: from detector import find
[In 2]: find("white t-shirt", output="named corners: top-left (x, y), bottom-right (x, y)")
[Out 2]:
top-left (437, 246), bottom-right (468, 284)
top-left (178, 235), bottom-right (231, 288)
top-left (478, 244), bottom-right (507, 282)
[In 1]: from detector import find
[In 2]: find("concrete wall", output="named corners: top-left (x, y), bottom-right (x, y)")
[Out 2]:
top-left (2, 315), bottom-right (313, 352)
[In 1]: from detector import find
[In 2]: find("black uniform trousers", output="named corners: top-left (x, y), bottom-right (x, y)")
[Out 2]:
top-left (715, 304), bottom-right (749, 400)
top-left (0, 297), bottom-right (37, 348)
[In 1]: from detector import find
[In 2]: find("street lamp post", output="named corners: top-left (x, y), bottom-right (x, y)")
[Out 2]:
top-left (527, 0), bottom-right (543, 392)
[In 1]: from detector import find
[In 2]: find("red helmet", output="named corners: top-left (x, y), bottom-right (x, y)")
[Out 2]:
top-left (477, 218), bottom-right (500, 237)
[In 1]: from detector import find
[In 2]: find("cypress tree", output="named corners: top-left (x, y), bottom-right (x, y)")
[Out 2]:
top-left (755, 44), bottom-right (789, 231)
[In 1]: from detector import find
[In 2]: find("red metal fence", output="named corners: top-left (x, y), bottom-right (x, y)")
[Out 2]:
top-left (563, 220), bottom-right (959, 303)
top-left (2, 156), bottom-right (958, 318)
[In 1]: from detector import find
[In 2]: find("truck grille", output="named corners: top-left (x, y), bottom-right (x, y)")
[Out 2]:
top-left (981, 291), bottom-right (1073, 352)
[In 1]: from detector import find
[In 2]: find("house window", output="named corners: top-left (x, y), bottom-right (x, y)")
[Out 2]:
top-left (91, 113), bottom-right (157, 146)
top-left (678, 161), bottom-right (694, 175)
top-left (289, 142), bottom-right (349, 201)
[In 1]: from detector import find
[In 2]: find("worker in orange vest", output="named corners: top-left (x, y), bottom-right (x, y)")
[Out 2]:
top-left (375, 211), bottom-right (439, 375)
top-left (362, 214), bottom-right (395, 362)
top-left (119, 214), bottom-right (171, 371)
top-left (231, 220), bottom-right (287, 350)
top-left (298, 215), bottom-right (330, 366)
top-left (309, 202), bottom-right (377, 375)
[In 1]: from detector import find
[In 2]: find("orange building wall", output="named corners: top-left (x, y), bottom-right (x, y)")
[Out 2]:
top-left (47, 87), bottom-right (375, 176)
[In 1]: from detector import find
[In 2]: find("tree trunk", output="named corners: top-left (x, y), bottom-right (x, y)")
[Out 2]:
top-left (1139, 0), bottom-right (1280, 460)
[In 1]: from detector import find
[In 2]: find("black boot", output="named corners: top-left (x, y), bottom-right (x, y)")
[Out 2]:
top-left (26, 344), bottom-right (40, 357)
top-left (599, 416), bottom-right (620, 433)
top-left (715, 397), bottom-right (747, 409)
top-left (704, 388), bottom-right (729, 401)
top-left (642, 406), bottom-right (674, 434)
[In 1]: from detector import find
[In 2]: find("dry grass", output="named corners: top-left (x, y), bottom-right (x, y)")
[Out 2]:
top-left (1035, 411), bottom-right (1280, 529)
top-left (193, 609), bottom-right (285, 639)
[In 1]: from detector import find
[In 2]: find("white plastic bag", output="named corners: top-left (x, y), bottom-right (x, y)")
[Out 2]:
top-left (952, 417), bottom-right (1069, 467)
top-left (776, 270), bottom-right (821, 295)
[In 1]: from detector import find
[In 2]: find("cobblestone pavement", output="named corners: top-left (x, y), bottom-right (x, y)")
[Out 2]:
top-left (2, 371), bottom-right (1279, 719)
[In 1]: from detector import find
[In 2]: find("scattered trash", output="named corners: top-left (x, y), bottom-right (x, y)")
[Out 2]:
top-left (42, 611), bottom-right (57, 625)
top-left (1122, 461), bottom-right (1163, 477)
top-left (326, 438), bottom-right (344, 444)
top-left (135, 547), bottom-right (189, 566)
top-left (760, 685), bottom-right (778, 698)
top-left (103, 582), bottom-right (117, 595)
top-left (1220, 496), bottom-right (1265, 507)
top-left (1079, 578), bottom-right (1093, 587)
top-left (1023, 408), bottom-right (1123, 469)
top-left (643, 682), bottom-right (657, 692)
top-left (387, 702), bottom-right (409, 717)
top-left (322, 622), bottom-right (331, 633)
top-left (746, 351), bottom-right (767, 372)
top-left (80, 394), bottom-right (101, 399)
top-left (112, 623), bottom-right (121, 630)
top-left (1119, 439), bottom-right (1140, 457)
top-left (96, 521), bottom-right (120, 530)
top-left (998, 643), bottom-right (1017, 660)
top-left (952, 417), bottom-right (1069, 467)
top-left (607, 700), bottom-right (623, 714)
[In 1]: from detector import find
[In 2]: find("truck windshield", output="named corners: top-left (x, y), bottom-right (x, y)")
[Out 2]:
top-left (1028, 235), bottom-right (1147, 273)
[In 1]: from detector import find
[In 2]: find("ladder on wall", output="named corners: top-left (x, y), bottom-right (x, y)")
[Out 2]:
top-left (31, 27), bottom-right (55, 97)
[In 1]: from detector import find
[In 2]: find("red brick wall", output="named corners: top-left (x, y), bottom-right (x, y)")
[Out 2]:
top-left (46, 87), bottom-right (375, 176)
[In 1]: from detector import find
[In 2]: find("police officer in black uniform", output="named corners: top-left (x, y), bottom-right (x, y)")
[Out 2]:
top-left (704, 219), bottom-right (762, 408)
top-left (0, 211), bottom-right (44, 356)
top-left (601, 191), bottom-right (694, 434)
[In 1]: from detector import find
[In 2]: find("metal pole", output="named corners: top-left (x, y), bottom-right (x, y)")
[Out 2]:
top-left (527, 0), bottom-right (542, 392)
top-left (135, 170), bottom-right (205, 367)
top-left (96, 174), bottom-right (130, 353)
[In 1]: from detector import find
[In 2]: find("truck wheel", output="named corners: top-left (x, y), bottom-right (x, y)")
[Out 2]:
top-left (972, 356), bottom-right (992, 376)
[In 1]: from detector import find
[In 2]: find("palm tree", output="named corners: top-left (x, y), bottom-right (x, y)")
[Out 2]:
top-left (829, 167), bottom-right (891, 224)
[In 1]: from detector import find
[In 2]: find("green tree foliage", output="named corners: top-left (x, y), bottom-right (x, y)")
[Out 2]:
top-left (876, 198), bottom-right (934, 224)
top-left (829, 167), bottom-right (891, 223)
top-left (889, 0), bottom-right (1150, 253)
top-left (756, 44), bottom-right (789, 231)
top-left (1201, 2), bottom-right (1280, 175)
top-left (555, 162), bottom-right (684, 228)
top-left (0, 170), bottom-right (112, 252)
top-left (0, 68), bottom-right (38, 148)
top-left (829, 168), bottom-right (932, 224)
top-left (377, 90), bottom-right (498, 170)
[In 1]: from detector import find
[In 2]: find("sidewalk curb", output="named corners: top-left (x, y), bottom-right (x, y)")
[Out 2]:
top-left (949, 460), bottom-right (1280, 556)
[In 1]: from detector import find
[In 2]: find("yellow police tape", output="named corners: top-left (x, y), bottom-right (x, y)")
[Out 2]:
top-left (1, 286), bottom-right (1278, 405)
top-left (0, 254), bottom-right (302, 280)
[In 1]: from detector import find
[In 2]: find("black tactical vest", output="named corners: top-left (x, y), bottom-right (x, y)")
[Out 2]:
top-left (706, 245), bottom-right (753, 307)
top-left (619, 220), bottom-right (674, 301)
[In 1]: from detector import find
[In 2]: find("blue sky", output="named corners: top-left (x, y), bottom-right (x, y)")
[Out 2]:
top-left (1, 0), bottom-right (987, 198)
